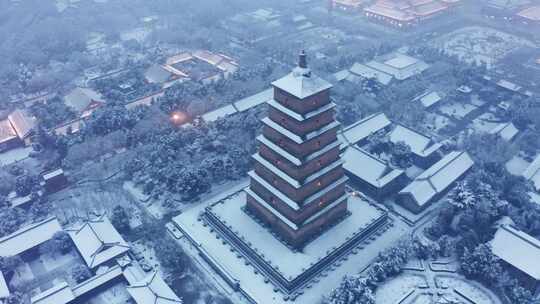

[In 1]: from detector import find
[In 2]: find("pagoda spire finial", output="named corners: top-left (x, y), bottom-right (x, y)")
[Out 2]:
top-left (299, 50), bottom-right (308, 69)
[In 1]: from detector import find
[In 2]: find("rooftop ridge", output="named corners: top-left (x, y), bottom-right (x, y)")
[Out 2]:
top-left (502, 224), bottom-right (540, 250)
top-left (0, 216), bottom-right (58, 244)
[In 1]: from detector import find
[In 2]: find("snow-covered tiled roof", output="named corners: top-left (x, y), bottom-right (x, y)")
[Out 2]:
top-left (389, 124), bottom-right (442, 157)
top-left (67, 215), bottom-right (130, 269)
top-left (491, 224), bottom-right (540, 280)
top-left (342, 146), bottom-right (404, 188)
top-left (8, 109), bottom-right (36, 140)
top-left (31, 282), bottom-right (75, 304)
top-left (0, 119), bottom-right (17, 144)
top-left (201, 104), bottom-right (237, 122)
top-left (399, 151), bottom-right (474, 206)
top-left (523, 154), bottom-right (540, 191)
top-left (339, 113), bottom-right (392, 148)
top-left (127, 271), bottom-right (182, 304)
top-left (413, 91), bottom-right (442, 108)
top-left (488, 122), bottom-right (519, 142)
top-left (0, 217), bottom-right (62, 257)
top-left (0, 271), bottom-right (9, 299)
top-left (233, 88), bottom-right (272, 112)
top-left (64, 87), bottom-right (104, 113)
top-left (349, 63), bottom-right (393, 85)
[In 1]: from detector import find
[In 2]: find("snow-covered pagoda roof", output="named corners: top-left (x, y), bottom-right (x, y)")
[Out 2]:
top-left (127, 271), bottom-right (183, 304)
top-left (271, 51), bottom-right (332, 99)
top-left (491, 224), bottom-right (540, 281)
top-left (67, 214), bottom-right (130, 269)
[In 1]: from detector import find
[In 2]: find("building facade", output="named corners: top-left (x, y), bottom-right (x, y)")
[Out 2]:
top-left (245, 51), bottom-right (349, 248)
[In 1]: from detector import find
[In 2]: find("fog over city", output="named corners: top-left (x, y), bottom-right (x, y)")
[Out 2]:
top-left (0, 0), bottom-right (540, 303)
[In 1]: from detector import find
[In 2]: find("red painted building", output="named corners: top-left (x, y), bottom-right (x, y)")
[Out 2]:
top-left (245, 52), bottom-right (349, 248)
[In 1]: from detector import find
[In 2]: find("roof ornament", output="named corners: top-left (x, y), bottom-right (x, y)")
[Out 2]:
top-left (299, 50), bottom-right (308, 69)
top-left (294, 50), bottom-right (311, 78)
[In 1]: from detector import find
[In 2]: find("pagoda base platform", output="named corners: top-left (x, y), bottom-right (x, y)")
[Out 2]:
top-left (199, 189), bottom-right (388, 295)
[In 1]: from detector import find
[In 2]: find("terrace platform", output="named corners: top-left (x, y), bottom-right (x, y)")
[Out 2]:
top-left (173, 188), bottom-right (391, 299)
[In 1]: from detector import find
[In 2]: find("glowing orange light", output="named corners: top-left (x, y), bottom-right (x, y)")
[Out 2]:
top-left (171, 112), bottom-right (187, 125)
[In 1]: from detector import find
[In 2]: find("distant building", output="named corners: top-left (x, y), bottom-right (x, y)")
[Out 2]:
top-left (0, 119), bottom-right (20, 152)
top-left (150, 51), bottom-right (239, 87)
top-left (41, 169), bottom-right (68, 194)
top-left (483, 75), bottom-right (533, 98)
top-left (144, 64), bottom-right (176, 85)
top-left (333, 0), bottom-right (367, 11)
top-left (344, 53), bottom-right (430, 86)
top-left (0, 217), bottom-right (62, 257)
top-left (388, 124), bottom-right (443, 168)
top-left (516, 5), bottom-right (540, 25)
top-left (523, 154), bottom-right (540, 192)
top-left (342, 146), bottom-right (407, 201)
top-left (488, 122), bottom-right (519, 142)
top-left (0, 109), bottom-right (37, 151)
top-left (364, 0), bottom-right (456, 28)
top-left (63, 87), bottom-right (105, 118)
top-left (397, 151), bottom-right (474, 213)
top-left (483, 0), bottom-right (531, 17)
top-left (67, 215), bottom-right (130, 269)
top-left (491, 224), bottom-right (540, 294)
top-left (412, 91), bottom-right (442, 109)
top-left (338, 112), bottom-right (393, 150)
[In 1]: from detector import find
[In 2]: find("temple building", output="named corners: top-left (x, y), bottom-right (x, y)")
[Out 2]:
top-left (245, 51), bottom-right (349, 248)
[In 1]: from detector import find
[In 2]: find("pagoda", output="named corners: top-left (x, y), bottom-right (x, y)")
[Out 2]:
top-left (245, 51), bottom-right (349, 248)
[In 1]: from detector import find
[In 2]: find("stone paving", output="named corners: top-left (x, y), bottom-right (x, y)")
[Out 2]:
top-left (375, 259), bottom-right (502, 304)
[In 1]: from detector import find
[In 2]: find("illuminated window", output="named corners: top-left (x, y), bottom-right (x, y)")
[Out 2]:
top-left (317, 181), bottom-right (322, 187)
top-left (319, 200), bottom-right (324, 207)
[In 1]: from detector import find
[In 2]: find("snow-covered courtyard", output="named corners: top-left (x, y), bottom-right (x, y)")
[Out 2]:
top-left (374, 259), bottom-right (502, 304)
top-left (432, 26), bottom-right (536, 68)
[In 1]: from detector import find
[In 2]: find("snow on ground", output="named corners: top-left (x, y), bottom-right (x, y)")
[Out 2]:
top-left (0, 147), bottom-right (32, 166)
top-left (470, 95), bottom-right (487, 107)
top-left (172, 190), bottom-right (409, 304)
top-left (375, 259), bottom-right (501, 304)
top-left (438, 102), bottom-right (478, 120)
top-left (423, 113), bottom-right (453, 133)
top-left (85, 281), bottom-right (132, 304)
top-left (210, 192), bottom-right (383, 279)
top-left (436, 276), bottom-right (500, 304)
top-left (431, 26), bottom-right (536, 68)
top-left (375, 274), bottom-right (427, 304)
top-left (506, 156), bottom-right (530, 176)
top-left (120, 27), bottom-right (151, 42)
